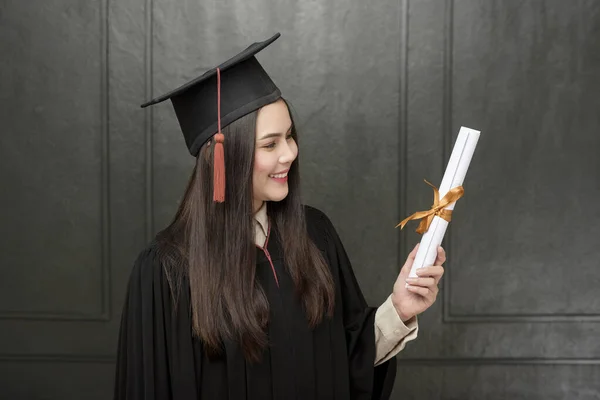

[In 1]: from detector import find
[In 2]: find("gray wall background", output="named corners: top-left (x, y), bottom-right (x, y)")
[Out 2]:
top-left (1, 0), bottom-right (599, 398)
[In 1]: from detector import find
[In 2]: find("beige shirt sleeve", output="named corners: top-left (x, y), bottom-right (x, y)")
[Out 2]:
top-left (374, 294), bottom-right (419, 366)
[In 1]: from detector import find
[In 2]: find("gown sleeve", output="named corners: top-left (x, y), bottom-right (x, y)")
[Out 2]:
top-left (319, 212), bottom-right (398, 400)
top-left (113, 245), bottom-right (198, 400)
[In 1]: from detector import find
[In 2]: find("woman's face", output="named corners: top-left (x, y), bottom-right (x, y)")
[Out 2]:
top-left (253, 98), bottom-right (298, 212)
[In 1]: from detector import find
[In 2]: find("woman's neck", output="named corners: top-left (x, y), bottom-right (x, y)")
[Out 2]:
top-left (253, 200), bottom-right (264, 214)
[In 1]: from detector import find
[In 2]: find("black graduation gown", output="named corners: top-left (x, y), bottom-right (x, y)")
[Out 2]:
top-left (113, 205), bottom-right (397, 399)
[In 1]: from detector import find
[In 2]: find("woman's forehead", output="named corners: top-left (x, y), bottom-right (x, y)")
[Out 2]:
top-left (256, 99), bottom-right (291, 133)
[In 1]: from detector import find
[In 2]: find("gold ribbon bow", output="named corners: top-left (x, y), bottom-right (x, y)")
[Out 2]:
top-left (396, 180), bottom-right (464, 234)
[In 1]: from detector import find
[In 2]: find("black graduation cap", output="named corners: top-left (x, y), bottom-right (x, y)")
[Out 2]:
top-left (140, 32), bottom-right (282, 157)
top-left (140, 33), bottom-right (282, 202)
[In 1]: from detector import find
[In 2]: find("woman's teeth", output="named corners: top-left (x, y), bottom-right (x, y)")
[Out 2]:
top-left (269, 172), bottom-right (288, 178)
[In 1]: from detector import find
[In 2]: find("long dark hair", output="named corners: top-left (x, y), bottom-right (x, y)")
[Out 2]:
top-left (156, 98), bottom-right (335, 362)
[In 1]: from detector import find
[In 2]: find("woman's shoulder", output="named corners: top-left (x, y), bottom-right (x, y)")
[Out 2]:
top-left (303, 204), bottom-right (333, 227)
top-left (132, 235), bottom-right (181, 264)
top-left (128, 235), bottom-right (187, 287)
top-left (302, 204), bottom-right (339, 243)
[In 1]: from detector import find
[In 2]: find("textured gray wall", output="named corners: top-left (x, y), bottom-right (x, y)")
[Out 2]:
top-left (0, 0), bottom-right (599, 398)
top-left (396, 1), bottom-right (600, 399)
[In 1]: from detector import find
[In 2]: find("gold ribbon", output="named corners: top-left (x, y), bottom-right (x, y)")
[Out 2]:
top-left (396, 180), bottom-right (464, 234)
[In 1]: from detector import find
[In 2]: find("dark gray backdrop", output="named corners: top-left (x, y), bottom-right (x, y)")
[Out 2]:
top-left (1, 0), bottom-right (599, 398)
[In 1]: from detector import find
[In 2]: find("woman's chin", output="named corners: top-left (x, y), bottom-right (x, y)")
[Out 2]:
top-left (266, 188), bottom-right (289, 202)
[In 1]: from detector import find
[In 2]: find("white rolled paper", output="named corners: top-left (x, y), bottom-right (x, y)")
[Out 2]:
top-left (408, 126), bottom-right (481, 278)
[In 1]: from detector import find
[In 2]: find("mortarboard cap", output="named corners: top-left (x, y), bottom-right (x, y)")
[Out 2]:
top-left (140, 33), bottom-right (283, 202)
top-left (140, 32), bottom-right (282, 157)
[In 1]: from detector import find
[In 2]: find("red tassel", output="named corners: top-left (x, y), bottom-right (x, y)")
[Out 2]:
top-left (212, 67), bottom-right (226, 203)
top-left (213, 133), bottom-right (225, 202)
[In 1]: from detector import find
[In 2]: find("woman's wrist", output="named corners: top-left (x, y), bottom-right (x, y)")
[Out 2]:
top-left (392, 297), bottom-right (414, 322)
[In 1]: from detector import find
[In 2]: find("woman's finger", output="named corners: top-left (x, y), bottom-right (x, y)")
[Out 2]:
top-left (435, 246), bottom-right (446, 265)
top-left (400, 243), bottom-right (420, 275)
top-left (416, 266), bottom-right (444, 284)
top-left (405, 277), bottom-right (436, 287)
top-left (416, 266), bottom-right (444, 277)
top-left (405, 285), bottom-right (431, 297)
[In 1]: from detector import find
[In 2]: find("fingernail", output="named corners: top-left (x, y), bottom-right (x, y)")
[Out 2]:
top-left (406, 278), bottom-right (417, 283)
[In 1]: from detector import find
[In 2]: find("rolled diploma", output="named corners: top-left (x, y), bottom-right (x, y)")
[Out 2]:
top-left (408, 126), bottom-right (481, 278)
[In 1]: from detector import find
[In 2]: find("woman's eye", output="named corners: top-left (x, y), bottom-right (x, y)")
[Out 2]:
top-left (263, 134), bottom-right (292, 149)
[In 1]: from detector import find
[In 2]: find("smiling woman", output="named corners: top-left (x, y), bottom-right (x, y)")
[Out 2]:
top-left (113, 32), bottom-right (445, 400)
top-left (253, 99), bottom-right (298, 212)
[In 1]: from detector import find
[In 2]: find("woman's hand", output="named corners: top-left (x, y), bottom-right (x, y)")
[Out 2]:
top-left (391, 243), bottom-right (446, 322)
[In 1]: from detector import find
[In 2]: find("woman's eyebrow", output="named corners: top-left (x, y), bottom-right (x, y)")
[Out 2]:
top-left (258, 125), bottom-right (293, 141)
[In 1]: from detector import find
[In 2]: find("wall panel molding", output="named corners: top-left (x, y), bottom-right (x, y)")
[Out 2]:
top-left (0, 0), bottom-right (111, 322)
top-left (396, 357), bottom-right (600, 366)
top-left (398, 0), bottom-right (409, 266)
top-left (440, 0), bottom-right (600, 325)
top-left (144, 0), bottom-right (155, 242)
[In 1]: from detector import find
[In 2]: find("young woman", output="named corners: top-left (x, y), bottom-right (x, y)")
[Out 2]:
top-left (113, 33), bottom-right (445, 400)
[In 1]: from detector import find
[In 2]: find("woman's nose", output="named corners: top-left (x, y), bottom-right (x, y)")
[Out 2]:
top-left (279, 141), bottom-right (297, 163)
